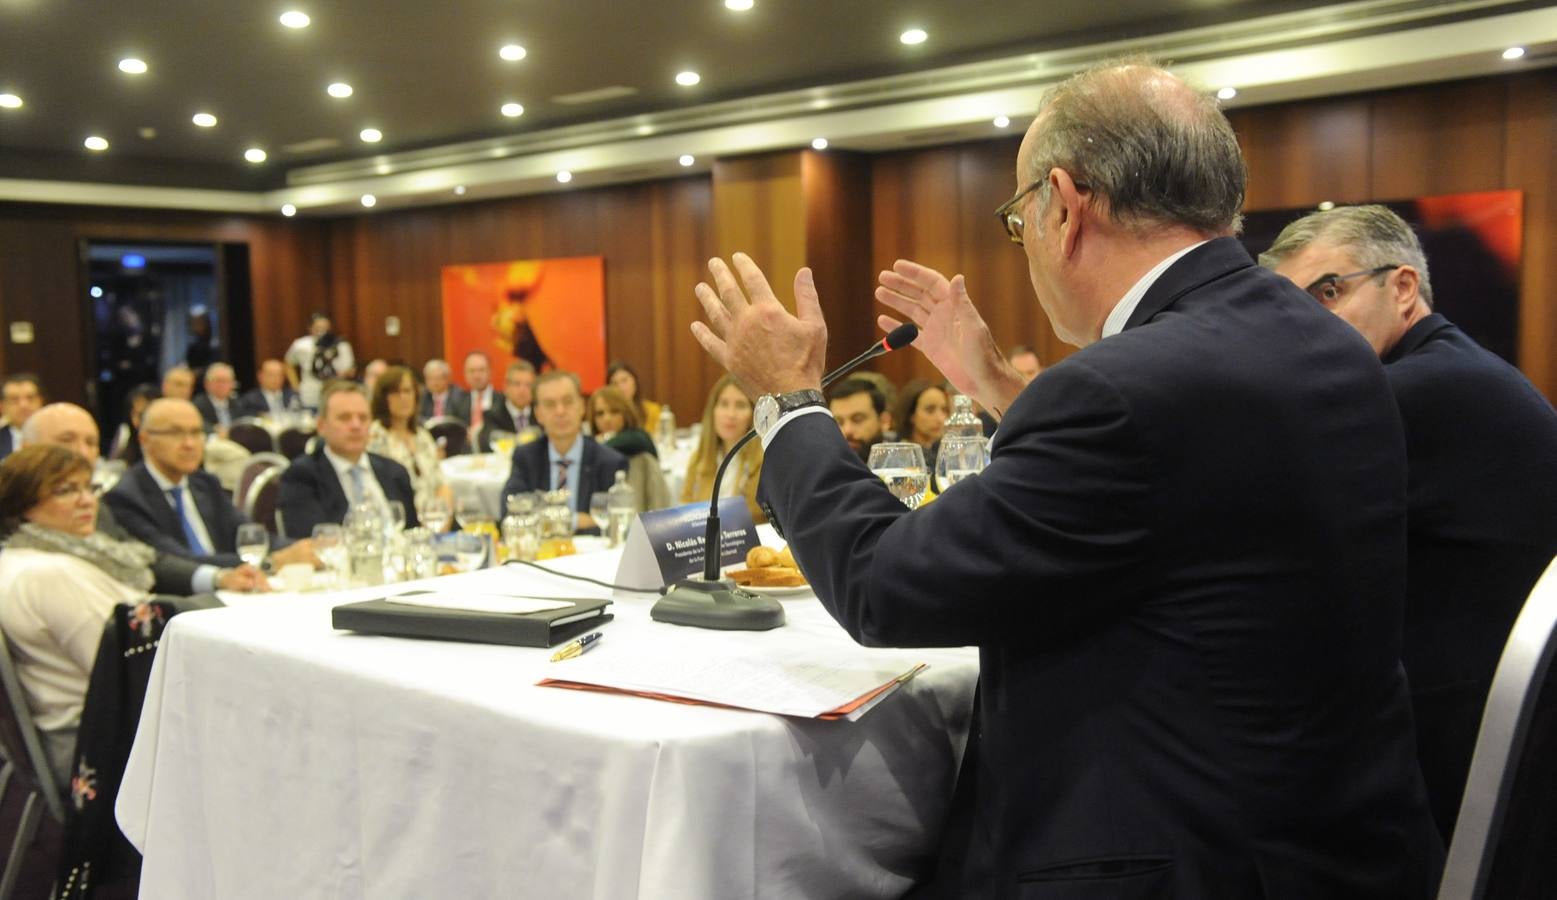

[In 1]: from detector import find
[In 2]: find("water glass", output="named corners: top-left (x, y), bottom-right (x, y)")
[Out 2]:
top-left (935, 434), bottom-right (990, 492)
top-left (868, 442), bottom-right (931, 509)
top-left (311, 523), bottom-right (347, 587)
top-left (457, 492), bottom-right (495, 534)
top-left (403, 527), bottom-right (437, 580)
top-left (453, 531), bottom-right (487, 572)
top-left (588, 492), bottom-right (610, 531)
top-left (385, 500), bottom-right (407, 534)
top-left (418, 495), bottom-right (452, 533)
top-left (235, 523), bottom-right (269, 569)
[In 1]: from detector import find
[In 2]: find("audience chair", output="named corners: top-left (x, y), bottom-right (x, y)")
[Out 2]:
top-left (276, 426), bottom-right (313, 460)
top-left (426, 417), bottom-right (469, 457)
top-left (1438, 554), bottom-right (1557, 900)
top-left (235, 453), bottom-right (288, 513)
top-left (0, 632), bottom-right (66, 900)
top-left (227, 418), bottom-right (277, 455)
top-left (246, 467), bottom-right (285, 534)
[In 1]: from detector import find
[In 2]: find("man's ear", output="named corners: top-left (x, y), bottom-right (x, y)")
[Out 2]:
top-left (1393, 266), bottom-right (1422, 314)
top-left (1051, 169), bottom-right (1087, 259)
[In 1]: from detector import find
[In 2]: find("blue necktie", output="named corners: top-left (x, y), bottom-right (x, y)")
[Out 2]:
top-left (348, 466), bottom-right (366, 504)
top-left (168, 485), bottom-right (210, 556)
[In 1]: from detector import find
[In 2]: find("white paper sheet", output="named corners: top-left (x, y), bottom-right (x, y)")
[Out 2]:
top-left (386, 591), bottom-right (576, 615)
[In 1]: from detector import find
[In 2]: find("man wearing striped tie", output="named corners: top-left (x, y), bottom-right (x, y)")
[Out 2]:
top-left (500, 371), bottom-right (626, 534)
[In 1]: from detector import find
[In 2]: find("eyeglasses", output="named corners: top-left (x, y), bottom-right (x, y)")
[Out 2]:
top-left (144, 427), bottom-right (206, 441)
top-left (994, 175), bottom-right (1089, 246)
top-left (48, 482), bottom-right (99, 501)
top-left (1303, 264), bottom-right (1400, 305)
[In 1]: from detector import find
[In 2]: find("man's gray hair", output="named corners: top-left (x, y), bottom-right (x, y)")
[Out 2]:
top-left (423, 359), bottom-right (451, 376)
top-left (1257, 205), bottom-right (1434, 308)
top-left (204, 362), bottom-right (235, 383)
top-left (1027, 59), bottom-right (1246, 236)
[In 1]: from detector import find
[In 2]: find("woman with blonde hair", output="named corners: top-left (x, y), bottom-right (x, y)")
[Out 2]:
top-left (680, 375), bottom-right (764, 523)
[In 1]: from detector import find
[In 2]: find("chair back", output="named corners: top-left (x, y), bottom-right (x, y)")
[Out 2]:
top-left (276, 427), bottom-right (313, 460)
top-left (1439, 554), bottom-right (1557, 899)
top-left (235, 452), bottom-right (289, 515)
top-left (227, 418), bottom-right (277, 455)
top-left (246, 467), bottom-right (285, 534)
top-left (0, 631), bottom-right (66, 825)
top-left (426, 417), bottom-right (469, 457)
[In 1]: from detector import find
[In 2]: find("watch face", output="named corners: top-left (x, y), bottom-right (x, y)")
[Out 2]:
top-left (755, 395), bottom-right (779, 435)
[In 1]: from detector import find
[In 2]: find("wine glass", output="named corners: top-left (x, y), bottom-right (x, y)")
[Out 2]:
top-left (418, 495), bottom-right (452, 533)
top-left (456, 493), bottom-right (494, 535)
top-left (588, 491), bottom-right (610, 533)
top-left (311, 523), bottom-right (346, 586)
top-left (935, 434), bottom-right (990, 492)
top-left (453, 531), bottom-right (487, 572)
top-left (235, 524), bottom-right (269, 569)
top-left (868, 442), bottom-right (931, 509)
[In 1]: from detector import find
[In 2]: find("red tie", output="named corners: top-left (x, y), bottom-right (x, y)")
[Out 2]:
top-left (434, 394), bottom-right (445, 417)
top-left (471, 392), bottom-right (483, 429)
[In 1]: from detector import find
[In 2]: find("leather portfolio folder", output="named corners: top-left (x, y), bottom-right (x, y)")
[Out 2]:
top-left (332, 597), bottom-right (612, 647)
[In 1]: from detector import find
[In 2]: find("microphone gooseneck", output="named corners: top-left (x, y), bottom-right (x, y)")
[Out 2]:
top-left (821, 323), bottom-right (918, 389)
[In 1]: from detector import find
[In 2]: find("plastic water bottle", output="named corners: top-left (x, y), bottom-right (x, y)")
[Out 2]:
top-left (655, 407), bottom-right (676, 454)
top-left (607, 470), bottom-right (637, 547)
top-left (945, 394), bottom-right (982, 439)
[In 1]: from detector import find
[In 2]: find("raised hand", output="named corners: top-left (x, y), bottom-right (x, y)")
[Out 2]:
top-left (875, 260), bottom-right (1025, 417)
top-left (691, 253), bottom-right (829, 397)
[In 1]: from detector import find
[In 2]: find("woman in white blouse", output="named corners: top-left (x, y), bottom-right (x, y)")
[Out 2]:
top-left (0, 445), bottom-right (156, 787)
top-left (367, 365), bottom-right (453, 515)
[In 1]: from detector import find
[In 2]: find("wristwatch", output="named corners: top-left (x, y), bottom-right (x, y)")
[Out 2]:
top-left (754, 389), bottom-right (826, 440)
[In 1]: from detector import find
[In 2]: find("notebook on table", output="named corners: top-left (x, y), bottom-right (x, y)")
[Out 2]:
top-left (332, 590), bottom-right (613, 648)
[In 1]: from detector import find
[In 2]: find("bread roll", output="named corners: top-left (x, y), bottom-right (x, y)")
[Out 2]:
top-left (747, 546), bottom-right (780, 568)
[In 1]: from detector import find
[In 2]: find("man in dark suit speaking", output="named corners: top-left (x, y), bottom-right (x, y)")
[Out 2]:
top-left (501, 371), bottom-right (625, 534)
top-left (689, 62), bottom-right (1440, 897)
top-left (278, 381), bottom-right (419, 538)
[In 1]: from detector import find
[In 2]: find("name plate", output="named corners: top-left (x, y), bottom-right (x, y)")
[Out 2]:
top-left (615, 496), bottom-right (757, 590)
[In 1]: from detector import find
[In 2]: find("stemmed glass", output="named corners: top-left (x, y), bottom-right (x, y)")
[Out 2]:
top-left (311, 523), bottom-right (346, 587)
top-left (588, 492), bottom-right (611, 535)
top-left (935, 434), bottom-right (990, 492)
top-left (868, 442), bottom-right (930, 509)
top-left (417, 495), bottom-right (452, 533)
top-left (385, 500), bottom-right (407, 535)
top-left (235, 523), bottom-right (269, 569)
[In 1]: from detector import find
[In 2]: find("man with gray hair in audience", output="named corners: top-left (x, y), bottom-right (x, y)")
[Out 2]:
top-left (1262, 203), bottom-right (1557, 841)
top-left (194, 362), bottom-right (240, 435)
top-left (419, 358), bottom-right (469, 423)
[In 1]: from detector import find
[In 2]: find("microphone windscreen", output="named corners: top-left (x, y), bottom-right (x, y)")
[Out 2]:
top-left (884, 323), bottom-right (919, 351)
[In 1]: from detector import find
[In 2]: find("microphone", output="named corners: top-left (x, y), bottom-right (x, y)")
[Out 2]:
top-left (651, 326), bottom-right (921, 632)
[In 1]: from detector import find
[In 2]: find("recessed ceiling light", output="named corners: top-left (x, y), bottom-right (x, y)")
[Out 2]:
top-left (281, 203), bottom-right (298, 217)
top-left (1216, 86), bottom-right (1238, 100)
top-left (900, 28), bottom-right (928, 45)
top-left (679, 154), bottom-right (695, 167)
top-left (361, 194), bottom-right (377, 208)
top-left (993, 115), bottom-right (1010, 128)
top-left (90, 286), bottom-right (104, 298)
top-left (1503, 46), bottom-right (1526, 60)
top-left (1317, 201), bottom-right (1336, 211)
top-left (279, 10), bottom-right (310, 28)
top-left (725, 0), bottom-right (753, 9)
top-left (453, 185), bottom-right (467, 196)
top-left (500, 44), bottom-right (526, 61)
top-left (138, 126), bottom-right (157, 140)
top-left (244, 147), bottom-right (267, 163)
top-left (84, 135), bottom-right (109, 151)
top-left (556, 170), bottom-right (573, 183)
top-left (192, 112), bottom-right (217, 128)
top-left (675, 71), bottom-right (701, 87)
top-left (0, 94), bottom-right (22, 109)
top-left (811, 137), bottom-right (828, 151)
top-left (501, 102), bottom-right (524, 117)
top-left (118, 58), bottom-right (148, 75)
top-left (327, 82), bottom-right (353, 98)
top-left (359, 127), bottom-right (382, 143)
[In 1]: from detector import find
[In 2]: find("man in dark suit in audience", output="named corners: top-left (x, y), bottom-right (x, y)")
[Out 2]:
top-left (192, 362), bottom-right (240, 435)
top-left (501, 371), bottom-right (625, 533)
top-left (237, 358), bottom-right (298, 418)
top-left (475, 360), bottom-right (537, 451)
top-left (463, 350), bottom-right (497, 433)
top-left (1, 372), bottom-right (44, 461)
top-left (104, 399), bottom-right (318, 569)
top-left (419, 359), bottom-right (469, 423)
top-left (1263, 203), bottom-right (1557, 842)
top-left (826, 378), bottom-right (890, 463)
top-left (690, 62), bottom-right (1440, 897)
top-left (23, 402), bottom-right (268, 594)
top-left (278, 380), bottom-right (419, 538)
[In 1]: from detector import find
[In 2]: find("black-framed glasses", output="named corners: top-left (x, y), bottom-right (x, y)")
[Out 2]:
top-left (1303, 264), bottom-right (1400, 305)
top-left (994, 175), bottom-right (1089, 246)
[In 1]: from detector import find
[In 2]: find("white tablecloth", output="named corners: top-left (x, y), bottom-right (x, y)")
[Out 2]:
top-left (442, 452), bottom-right (511, 519)
top-left (116, 541), bottom-right (979, 899)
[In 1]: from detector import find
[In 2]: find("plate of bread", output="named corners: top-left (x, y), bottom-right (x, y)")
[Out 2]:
top-left (725, 545), bottom-right (813, 596)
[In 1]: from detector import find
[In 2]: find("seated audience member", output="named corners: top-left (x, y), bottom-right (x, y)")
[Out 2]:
top-left (607, 361), bottom-right (663, 431)
top-left (463, 351), bottom-right (497, 432)
top-left (1008, 344), bottom-right (1043, 381)
top-left (239, 358), bottom-right (298, 418)
top-left (501, 372), bottom-right (626, 533)
top-left (160, 365), bottom-right (195, 401)
top-left (104, 399), bottom-right (317, 569)
top-left (279, 381), bottom-right (420, 538)
top-left (1, 372), bottom-right (45, 461)
top-left (360, 358), bottom-right (389, 400)
top-left (193, 362), bottom-right (240, 435)
top-left (366, 366), bottom-right (453, 512)
top-left (590, 386), bottom-right (671, 511)
top-left (1263, 204), bottom-right (1557, 840)
top-left (108, 383), bottom-right (159, 464)
top-left (476, 360), bottom-right (537, 451)
top-left (893, 379), bottom-right (949, 468)
top-left (680, 375), bottom-right (764, 524)
top-left (419, 359), bottom-right (469, 423)
top-left (850, 371), bottom-right (898, 428)
top-left (827, 378), bottom-right (890, 463)
top-left (24, 403), bottom-right (265, 595)
top-left (0, 447), bottom-right (175, 786)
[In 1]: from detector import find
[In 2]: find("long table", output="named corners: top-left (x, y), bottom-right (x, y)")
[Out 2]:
top-left (116, 540), bottom-right (979, 899)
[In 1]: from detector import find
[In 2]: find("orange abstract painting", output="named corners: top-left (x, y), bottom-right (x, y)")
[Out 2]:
top-left (440, 257), bottom-right (606, 391)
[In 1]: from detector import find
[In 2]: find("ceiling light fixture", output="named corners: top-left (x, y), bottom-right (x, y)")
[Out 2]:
top-left (361, 194), bottom-right (377, 207)
top-left (1217, 86), bottom-right (1238, 100)
top-left (556, 170), bottom-right (573, 183)
top-left (900, 28), bottom-right (928, 45)
top-left (360, 127), bottom-right (382, 142)
top-left (84, 136), bottom-right (109, 152)
top-left (90, 286), bottom-right (104, 298)
top-left (811, 137), bottom-right (828, 151)
top-left (725, 0), bottom-right (754, 9)
top-left (0, 93), bottom-right (22, 109)
top-left (679, 154), bottom-right (695, 167)
top-left (192, 112), bottom-right (217, 127)
top-left (244, 147), bottom-right (267, 163)
top-left (500, 44), bottom-right (526, 61)
top-left (118, 58), bottom-right (148, 75)
top-left (501, 102), bottom-right (525, 118)
top-left (453, 185), bottom-right (467, 196)
top-left (281, 203), bottom-right (298, 217)
top-left (1502, 46), bottom-right (1526, 60)
top-left (993, 115), bottom-right (1010, 128)
top-left (327, 82), bottom-right (353, 98)
top-left (676, 71), bottom-right (701, 86)
top-left (279, 11), bottom-right (310, 28)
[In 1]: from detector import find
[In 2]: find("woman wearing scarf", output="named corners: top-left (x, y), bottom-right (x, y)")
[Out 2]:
top-left (0, 444), bottom-right (157, 787)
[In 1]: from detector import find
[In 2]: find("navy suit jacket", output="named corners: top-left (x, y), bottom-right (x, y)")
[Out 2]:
top-left (236, 386), bottom-right (298, 418)
top-left (419, 387), bottom-right (470, 424)
top-left (1382, 312), bottom-right (1557, 840)
top-left (0, 426), bottom-right (16, 461)
top-left (94, 504), bottom-right (201, 595)
top-left (276, 447), bottom-right (420, 539)
top-left (501, 436), bottom-right (627, 518)
top-left (192, 394), bottom-right (239, 431)
top-left (759, 238), bottom-right (1441, 898)
top-left (103, 464), bottom-right (249, 568)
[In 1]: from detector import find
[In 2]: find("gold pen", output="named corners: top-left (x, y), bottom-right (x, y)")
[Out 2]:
top-left (550, 631), bottom-right (603, 662)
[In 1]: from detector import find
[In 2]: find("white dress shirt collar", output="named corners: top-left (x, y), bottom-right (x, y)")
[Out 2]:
top-left (1099, 240), bottom-right (1208, 340)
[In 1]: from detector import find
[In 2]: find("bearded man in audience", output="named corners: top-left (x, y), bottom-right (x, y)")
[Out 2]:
top-left (23, 403), bottom-right (267, 594)
top-left (1, 372), bottom-right (44, 460)
top-left (827, 378), bottom-right (890, 462)
top-left (1262, 203), bottom-right (1557, 841)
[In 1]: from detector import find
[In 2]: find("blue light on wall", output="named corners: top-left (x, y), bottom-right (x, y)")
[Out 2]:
top-left (121, 253), bottom-right (146, 269)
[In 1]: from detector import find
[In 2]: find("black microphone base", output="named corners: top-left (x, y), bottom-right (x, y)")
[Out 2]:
top-left (651, 577), bottom-right (786, 631)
